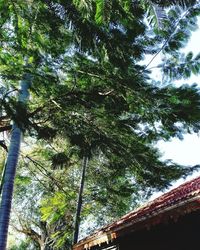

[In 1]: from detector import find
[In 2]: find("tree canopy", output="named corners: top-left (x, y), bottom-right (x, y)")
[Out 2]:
top-left (0, 0), bottom-right (200, 249)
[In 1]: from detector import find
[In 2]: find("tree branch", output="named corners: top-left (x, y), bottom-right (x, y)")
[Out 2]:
top-left (0, 125), bottom-right (12, 133)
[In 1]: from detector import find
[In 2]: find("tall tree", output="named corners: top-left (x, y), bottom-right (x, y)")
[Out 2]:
top-left (73, 156), bottom-right (88, 244)
top-left (0, 72), bottom-right (31, 249)
top-left (0, 1), bottom-right (200, 248)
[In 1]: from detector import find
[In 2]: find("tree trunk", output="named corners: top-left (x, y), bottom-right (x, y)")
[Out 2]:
top-left (0, 73), bottom-right (31, 250)
top-left (73, 156), bottom-right (88, 245)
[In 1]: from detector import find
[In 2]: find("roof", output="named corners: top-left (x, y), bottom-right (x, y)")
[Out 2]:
top-left (73, 176), bottom-right (200, 250)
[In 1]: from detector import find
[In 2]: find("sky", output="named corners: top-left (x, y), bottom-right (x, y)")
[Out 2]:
top-left (158, 19), bottom-right (200, 164)
top-left (148, 17), bottom-right (200, 196)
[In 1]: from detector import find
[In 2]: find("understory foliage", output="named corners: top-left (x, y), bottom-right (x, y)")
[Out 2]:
top-left (0, 0), bottom-right (200, 249)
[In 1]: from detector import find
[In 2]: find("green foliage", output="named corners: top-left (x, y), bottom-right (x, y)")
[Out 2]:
top-left (0, 150), bottom-right (6, 177)
top-left (15, 175), bottom-right (31, 186)
top-left (41, 192), bottom-right (68, 224)
top-left (161, 52), bottom-right (200, 80)
top-left (9, 240), bottom-right (35, 250)
top-left (163, 6), bottom-right (199, 53)
top-left (40, 191), bottom-right (74, 248)
top-left (150, 0), bottom-right (198, 8)
top-left (0, 0), bottom-right (200, 248)
top-left (95, 0), bottom-right (113, 25)
top-left (95, 0), bottom-right (105, 24)
top-left (51, 152), bottom-right (70, 169)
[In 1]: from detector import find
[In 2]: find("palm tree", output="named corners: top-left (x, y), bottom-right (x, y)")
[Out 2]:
top-left (73, 156), bottom-right (88, 244)
top-left (0, 72), bottom-right (31, 250)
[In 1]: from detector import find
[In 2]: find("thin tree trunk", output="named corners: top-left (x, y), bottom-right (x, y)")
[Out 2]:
top-left (0, 73), bottom-right (31, 250)
top-left (73, 156), bottom-right (88, 245)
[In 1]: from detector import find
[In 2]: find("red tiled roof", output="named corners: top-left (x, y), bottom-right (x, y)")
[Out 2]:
top-left (73, 176), bottom-right (200, 250)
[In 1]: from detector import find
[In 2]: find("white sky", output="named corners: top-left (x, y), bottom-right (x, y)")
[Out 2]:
top-left (158, 134), bottom-right (200, 166)
top-left (157, 19), bottom-right (200, 165)
top-left (149, 18), bottom-right (200, 196)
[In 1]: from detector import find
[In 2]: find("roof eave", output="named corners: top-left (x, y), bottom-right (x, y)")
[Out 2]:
top-left (73, 195), bottom-right (200, 250)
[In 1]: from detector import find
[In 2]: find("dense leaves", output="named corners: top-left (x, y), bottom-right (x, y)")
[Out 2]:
top-left (0, 0), bottom-right (200, 249)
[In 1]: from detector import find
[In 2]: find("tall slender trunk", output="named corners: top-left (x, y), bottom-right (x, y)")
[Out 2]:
top-left (73, 156), bottom-right (88, 245)
top-left (0, 73), bottom-right (31, 250)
